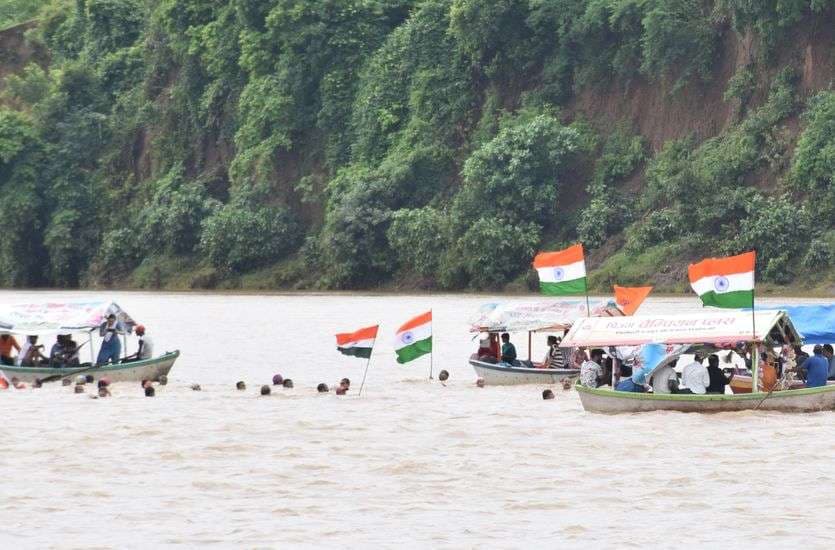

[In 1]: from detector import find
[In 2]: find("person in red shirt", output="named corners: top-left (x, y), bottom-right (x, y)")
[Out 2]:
top-left (0, 334), bottom-right (21, 366)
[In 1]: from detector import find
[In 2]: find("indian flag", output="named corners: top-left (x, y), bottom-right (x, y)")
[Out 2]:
top-left (688, 251), bottom-right (755, 308)
top-left (394, 311), bottom-right (432, 364)
top-left (533, 244), bottom-right (587, 295)
top-left (336, 325), bottom-right (379, 359)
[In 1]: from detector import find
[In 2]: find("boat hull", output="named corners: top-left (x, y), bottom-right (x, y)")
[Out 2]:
top-left (1, 351), bottom-right (180, 384)
top-left (469, 358), bottom-right (579, 386)
top-left (576, 382), bottom-right (835, 413)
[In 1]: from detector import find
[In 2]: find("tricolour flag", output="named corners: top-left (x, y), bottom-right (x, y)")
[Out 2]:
top-left (688, 251), bottom-right (755, 308)
top-left (395, 311), bottom-right (432, 364)
top-left (533, 244), bottom-right (587, 295)
top-left (336, 325), bottom-right (379, 359)
top-left (613, 285), bottom-right (653, 315)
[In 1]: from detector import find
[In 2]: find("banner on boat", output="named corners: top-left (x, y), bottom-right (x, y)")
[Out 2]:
top-left (0, 300), bottom-right (135, 335)
top-left (561, 310), bottom-right (797, 347)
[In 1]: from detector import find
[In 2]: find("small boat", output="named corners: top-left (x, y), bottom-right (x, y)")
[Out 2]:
top-left (0, 299), bottom-right (179, 384)
top-left (562, 309), bottom-right (833, 413)
top-left (576, 382), bottom-right (835, 413)
top-left (1, 351), bottom-right (180, 384)
top-left (469, 356), bottom-right (578, 386)
top-left (467, 300), bottom-right (622, 385)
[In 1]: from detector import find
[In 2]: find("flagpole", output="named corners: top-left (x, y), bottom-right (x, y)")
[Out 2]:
top-left (751, 252), bottom-right (758, 392)
top-left (429, 309), bottom-right (434, 380)
top-left (358, 328), bottom-right (378, 397)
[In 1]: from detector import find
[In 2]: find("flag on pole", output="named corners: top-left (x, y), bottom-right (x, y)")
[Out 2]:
top-left (395, 311), bottom-right (432, 364)
top-left (533, 244), bottom-right (587, 295)
top-left (336, 325), bottom-right (379, 359)
top-left (613, 285), bottom-right (653, 315)
top-left (688, 251), bottom-right (755, 308)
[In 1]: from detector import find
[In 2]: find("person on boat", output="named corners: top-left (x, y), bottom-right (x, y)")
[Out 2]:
top-left (823, 344), bottom-right (835, 380)
top-left (804, 345), bottom-right (830, 388)
top-left (476, 335), bottom-right (499, 363)
top-left (580, 349), bottom-right (605, 388)
top-left (500, 333), bottom-right (517, 365)
top-left (681, 354), bottom-right (710, 394)
top-left (535, 335), bottom-right (565, 369)
top-left (0, 333), bottom-right (21, 366)
top-left (649, 363), bottom-right (678, 394)
top-left (758, 352), bottom-right (778, 392)
top-left (125, 325), bottom-right (153, 362)
top-left (49, 335), bottom-right (68, 368)
top-left (96, 314), bottom-right (123, 365)
top-left (17, 335), bottom-right (48, 367)
top-left (706, 354), bottom-right (733, 394)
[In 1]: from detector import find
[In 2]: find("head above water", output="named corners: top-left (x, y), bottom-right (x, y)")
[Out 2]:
top-left (476, 377), bottom-right (485, 388)
top-left (85, 374), bottom-right (94, 384)
top-left (340, 378), bottom-right (351, 388)
top-left (438, 370), bottom-right (449, 382)
top-left (74, 384), bottom-right (85, 394)
top-left (282, 378), bottom-right (294, 388)
top-left (542, 389), bottom-right (555, 400)
top-left (145, 385), bottom-right (155, 397)
top-left (272, 374), bottom-right (284, 386)
top-left (501, 333), bottom-right (510, 343)
top-left (317, 383), bottom-right (329, 393)
top-left (62, 378), bottom-right (72, 386)
top-left (236, 381), bottom-right (246, 390)
top-left (98, 387), bottom-right (110, 398)
top-left (191, 383), bottom-right (202, 391)
top-left (260, 385), bottom-right (271, 396)
top-left (158, 375), bottom-right (168, 386)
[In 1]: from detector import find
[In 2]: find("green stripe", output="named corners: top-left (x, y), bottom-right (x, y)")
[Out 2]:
top-left (540, 277), bottom-right (587, 296)
top-left (395, 336), bottom-right (432, 364)
top-left (699, 289), bottom-right (754, 308)
top-left (338, 346), bottom-right (372, 359)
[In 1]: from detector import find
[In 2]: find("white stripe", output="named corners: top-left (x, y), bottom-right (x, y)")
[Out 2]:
top-left (536, 260), bottom-right (586, 283)
top-left (691, 271), bottom-right (754, 296)
top-left (339, 337), bottom-right (376, 349)
top-left (394, 322), bottom-right (432, 351)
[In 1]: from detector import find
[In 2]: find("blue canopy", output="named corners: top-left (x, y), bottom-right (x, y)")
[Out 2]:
top-left (756, 305), bottom-right (835, 345)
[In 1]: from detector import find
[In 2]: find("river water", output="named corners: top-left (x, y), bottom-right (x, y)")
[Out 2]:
top-left (0, 291), bottom-right (832, 549)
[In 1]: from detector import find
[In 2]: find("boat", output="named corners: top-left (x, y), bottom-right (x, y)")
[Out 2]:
top-left (467, 300), bottom-right (623, 385)
top-left (0, 351), bottom-right (180, 384)
top-left (562, 309), bottom-right (835, 413)
top-left (0, 299), bottom-right (179, 384)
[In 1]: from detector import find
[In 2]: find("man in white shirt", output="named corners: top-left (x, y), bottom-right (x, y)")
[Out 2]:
top-left (126, 325), bottom-right (153, 361)
top-left (681, 354), bottom-right (710, 394)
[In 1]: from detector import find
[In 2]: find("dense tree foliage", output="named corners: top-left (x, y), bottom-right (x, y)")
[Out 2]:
top-left (0, 0), bottom-right (832, 290)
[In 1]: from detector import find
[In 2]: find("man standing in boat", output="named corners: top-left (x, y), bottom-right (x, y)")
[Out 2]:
top-left (97, 314), bottom-right (124, 365)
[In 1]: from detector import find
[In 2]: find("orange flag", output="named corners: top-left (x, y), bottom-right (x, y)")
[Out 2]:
top-left (613, 285), bottom-right (653, 315)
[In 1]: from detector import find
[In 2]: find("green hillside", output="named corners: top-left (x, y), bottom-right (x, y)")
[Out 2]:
top-left (0, 0), bottom-right (833, 293)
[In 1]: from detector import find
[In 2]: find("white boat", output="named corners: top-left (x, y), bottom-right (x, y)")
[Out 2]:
top-left (467, 300), bottom-right (623, 385)
top-left (1, 351), bottom-right (179, 384)
top-left (469, 356), bottom-right (578, 385)
top-left (562, 309), bottom-right (825, 413)
top-left (0, 299), bottom-right (179, 384)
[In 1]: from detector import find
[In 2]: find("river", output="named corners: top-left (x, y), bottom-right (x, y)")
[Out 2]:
top-left (0, 291), bottom-right (832, 548)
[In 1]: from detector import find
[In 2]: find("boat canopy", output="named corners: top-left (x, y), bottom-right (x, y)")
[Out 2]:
top-left (0, 300), bottom-right (136, 336)
top-left (560, 310), bottom-right (801, 348)
top-left (470, 300), bottom-right (623, 333)
top-left (752, 305), bottom-right (835, 345)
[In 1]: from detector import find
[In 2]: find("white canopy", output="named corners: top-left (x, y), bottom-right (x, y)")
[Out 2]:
top-left (0, 299), bottom-right (136, 336)
top-left (470, 300), bottom-right (624, 333)
top-left (560, 310), bottom-right (800, 348)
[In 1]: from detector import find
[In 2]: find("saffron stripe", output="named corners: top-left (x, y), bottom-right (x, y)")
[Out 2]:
top-left (688, 251), bottom-right (755, 280)
top-left (533, 244), bottom-right (584, 268)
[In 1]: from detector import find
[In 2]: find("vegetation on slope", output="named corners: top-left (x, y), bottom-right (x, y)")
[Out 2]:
top-left (0, 0), bottom-right (833, 292)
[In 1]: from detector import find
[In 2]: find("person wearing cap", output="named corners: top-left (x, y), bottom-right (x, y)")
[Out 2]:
top-left (804, 345), bottom-right (829, 388)
top-left (97, 314), bottom-right (124, 365)
top-left (125, 325), bottom-right (153, 361)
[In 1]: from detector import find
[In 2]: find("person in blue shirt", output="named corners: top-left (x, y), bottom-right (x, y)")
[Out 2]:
top-left (500, 333), bottom-right (517, 365)
top-left (803, 345), bottom-right (829, 388)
